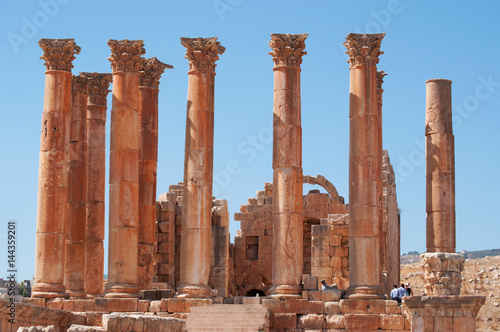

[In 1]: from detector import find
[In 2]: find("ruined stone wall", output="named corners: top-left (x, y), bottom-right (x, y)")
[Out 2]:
top-left (233, 178), bottom-right (351, 294)
top-left (382, 151), bottom-right (400, 296)
top-left (233, 183), bottom-right (274, 296)
top-left (153, 183), bottom-right (231, 295)
top-left (311, 214), bottom-right (350, 290)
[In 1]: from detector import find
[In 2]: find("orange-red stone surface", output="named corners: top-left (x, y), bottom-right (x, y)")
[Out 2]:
top-left (82, 72), bottom-right (112, 297)
top-left (425, 79), bottom-right (456, 253)
top-left (178, 37), bottom-right (224, 298)
top-left (268, 33), bottom-right (307, 299)
top-left (105, 39), bottom-right (145, 298)
top-left (33, 38), bottom-right (80, 299)
top-left (344, 33), bottom-right (385, 299)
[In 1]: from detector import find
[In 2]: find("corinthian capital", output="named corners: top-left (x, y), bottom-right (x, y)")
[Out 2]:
top-left (72, 74), bottom-right (89, 95)
top-left (344, 33), bottom-right (385, 68)
top-left (376, 70), bottom-right (387, 89)
top-left (107, 39), bottom-right (146, 72)
top-left (139, 57), bottom-right (173, 88)
top-left (81, 72), bottom-right (112, 106)
top-left (269, 33), bottom-right (308, 67)
top-left (180, 37), bottom-right (225, 72)
top-left (39, 38), bottom-right (81, 72)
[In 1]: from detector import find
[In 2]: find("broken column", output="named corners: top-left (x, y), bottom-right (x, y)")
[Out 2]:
top-left (268, 33), bottom-right (307, 298)
top-left (343, 33), bottom-right (385, 299)
top-left (137, 57), bottom-right (172, 290)
top-left (105, 39), bottom-right (145, 298)
top-left (64, 74), bottom-right (89, 298)
top-left (32, 38), bottom-right (80, 298)
top-left (82, 72), bottom-right (112, 297)
top-left (422, 79), bottom-right (464, 295)
top-left (177, 37), bottom-right (225, 298)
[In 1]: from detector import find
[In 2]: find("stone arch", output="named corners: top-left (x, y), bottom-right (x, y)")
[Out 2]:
top-left (303, 174), bottom-right (340, 199)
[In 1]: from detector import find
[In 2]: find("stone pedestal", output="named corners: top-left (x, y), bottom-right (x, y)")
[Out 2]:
top-left (33, 38), bottom-right (80, 299)
top-left (177, 37), bottom-right (225, 298)
top-left (105, 39), bottom-right (145, 298)
top-left (137, 57), bottom-right (172, 290)
top-left (404, 296), bottom-right (485, 332)
top-left (421, 252), bottom-right (464, 296)
top-left (64, 74), bottom-right (89, 298)
top-left (425, 79), bottom-right (455, 253)
top-left (82, 72), bottom-right (112, 297)
top-left (343, 33), bottom-right (385, 299)
top-left (268, 33), bottom-right (307, 299)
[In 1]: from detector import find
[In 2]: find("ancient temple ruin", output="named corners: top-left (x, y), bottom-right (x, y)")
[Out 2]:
top-left (0, 34), bottom-right (485, 332)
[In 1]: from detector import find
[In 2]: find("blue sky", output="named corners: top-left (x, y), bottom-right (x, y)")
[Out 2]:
top-left (1, 1), bottom-right (499, 281)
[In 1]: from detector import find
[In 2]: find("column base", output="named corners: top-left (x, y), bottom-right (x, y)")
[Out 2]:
top-left (104, 283), bottom-right (140, 298)
top-left (175, 284), bottom-right (212, 299)
top-left (344, 285), bottom-right (385, 299)
top-left (66, 289), bottom-right (87, 299)
top-left (31, 283), bottom-right (69, 299)
top-left (267, 284), bottom-right (302, 299)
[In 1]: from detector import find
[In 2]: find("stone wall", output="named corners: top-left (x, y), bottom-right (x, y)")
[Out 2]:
top-left (153, 183), bottom-right (231, 296)
top-left (381, 150), bottom-right (400, 296)
top-left (311, 214), bottom-right (350, 291)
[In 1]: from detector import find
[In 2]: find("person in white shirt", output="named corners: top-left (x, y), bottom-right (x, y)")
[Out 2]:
top-left (390, 285), bottom-right (400, 303)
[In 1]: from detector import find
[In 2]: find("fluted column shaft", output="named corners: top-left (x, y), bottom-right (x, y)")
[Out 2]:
top-left (268, 33), bottom-right (307, 298)
top-left (105, 39), bottom-right (145, 298)
top-left (64, 75), bottom-right (89, 298)
top-left (138, 58), bottom-right (172, 290)
top-left (33, 38), bottom-right (80, 298)
top-left (344, 33), bottom-right (385, 299)
top-left (83, 72), bottom-right (112, 296)
top-left (425, 79), bottom-right (455, 253)
top-left (178, 37), bottom-right (225, 298)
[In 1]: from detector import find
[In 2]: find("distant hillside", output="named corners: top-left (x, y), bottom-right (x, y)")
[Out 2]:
top-left (462, 249), bottom-right (500, 260)
top-left (401, 249), bottom-right (500, 264)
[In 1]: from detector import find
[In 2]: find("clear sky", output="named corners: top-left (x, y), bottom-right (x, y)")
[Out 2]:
top-left (1, 1), bottom-right (499, 281)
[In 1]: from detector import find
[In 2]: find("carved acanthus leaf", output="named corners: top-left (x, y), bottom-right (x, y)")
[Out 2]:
top-left (376, 70), bottom-right (387, 89)
top-left (139, 57), bottom-right (173, 88)
top-left (72, 74), bottom-right (89, 95)
top-left (39, 38), bottom-right (81, 72)
top-left (107, 39), bottom-right (146, 72)
top-left (180, 37), bottom-right (225, 72)
top-left (344, 33), bottom-right (385, 68)
top-left (81, 72), bottom-right (112, 106)
top-left (269, 33), bottom-right (308, 67)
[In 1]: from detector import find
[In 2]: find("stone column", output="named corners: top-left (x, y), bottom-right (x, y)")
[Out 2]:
top-left (422, 79), bottom-right (464, 295)
top-left (105, 39), bottom-right (145, 298)
top-left (343, 33), bottom-right (385, 299)
top-left (64, 74), bottom-right (89, 298)
top-left (268, 33), bottom-right (307, 299)
top-left (32, 39), bottom-right (80, 298)
top-left (376, 70), bottom-right (387, 294)
top-left (178, 37), bottom-right (225, 298)
top-left (82, 72), bottom-right (112, 297)
top-left (137, 57), bottom-right (172, 290)
top-left (425, 79), bottom-right (455, 253)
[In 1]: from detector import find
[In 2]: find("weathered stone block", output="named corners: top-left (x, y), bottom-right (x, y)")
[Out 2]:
top-left (308, 290), bottom-right (322, 301)
top-left (167, 298), bottom-right (211, 313)
top-left (321, 288), bottom-right (342, 302)
top-left (271, 313), bottom-right (297, 328)
top-left (325, 314), bottom-right (345, 329)
top-left (340, 299), bottom-right (386, 314)
top-left (345, 313), bottom-right (380, 330)
top-left (95, 298), bottom-right (138, 312)
top-left (307, 301), bottom-right (323, 314)
top-left (323, 301), bottom-right (340, 314)
top-left (380, 314), bottom-right (405, 330)
top-left (297, 314), bottom-right (324, 329)
top-left (137, 300), bottom-right (150, 312)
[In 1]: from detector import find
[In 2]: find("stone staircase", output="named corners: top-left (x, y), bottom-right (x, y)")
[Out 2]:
top-left (185, 304), bottom-right (270, 332)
